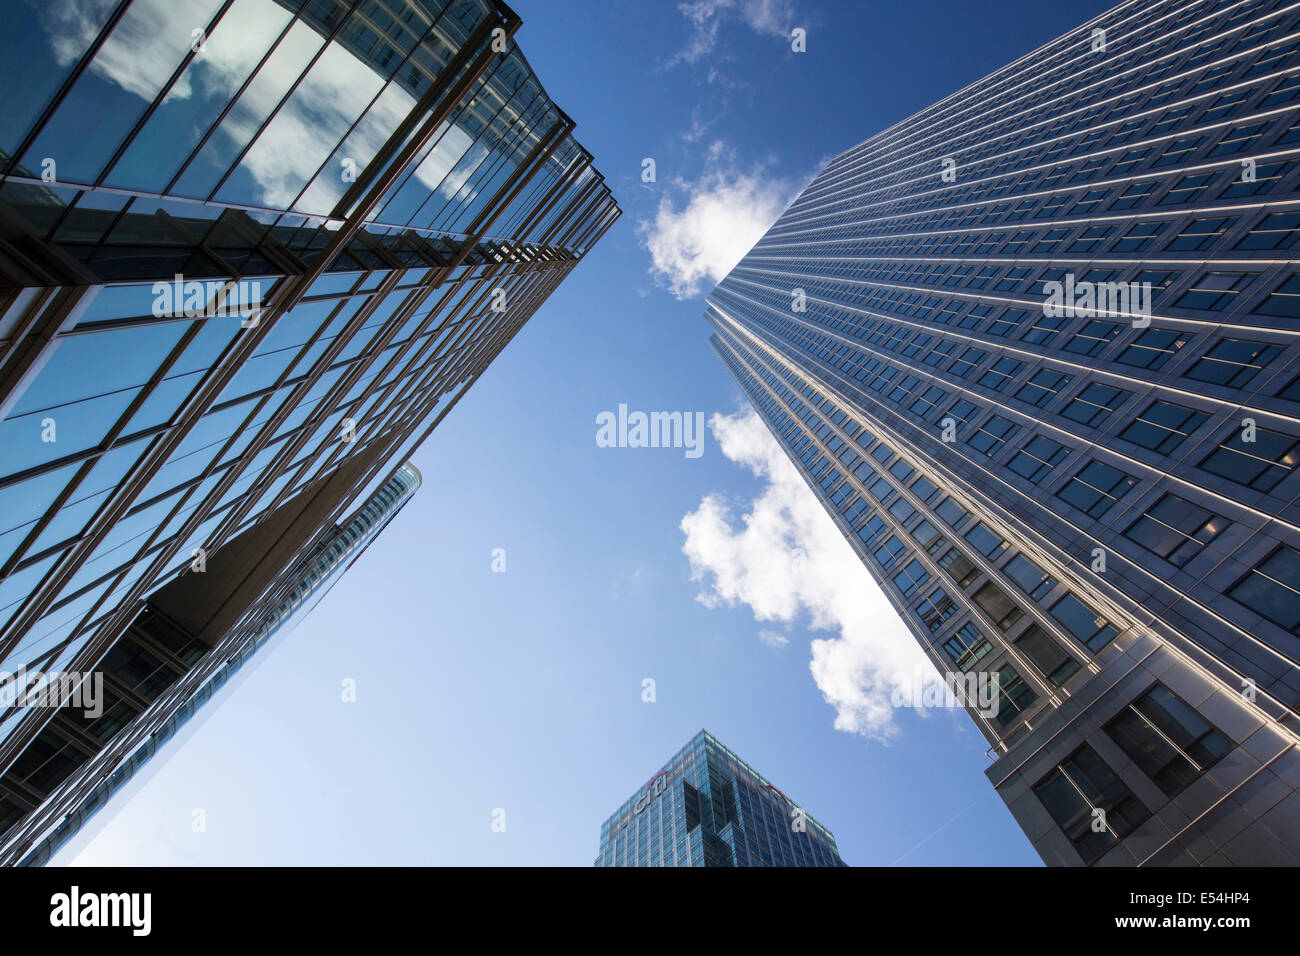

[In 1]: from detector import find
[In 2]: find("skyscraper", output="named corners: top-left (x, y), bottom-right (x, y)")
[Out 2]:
top-left (705, 0), bottom-right (1300, 866)
top-left (6, 461), bottom-right (422, 865)
top-left (596, 730), bottom-right (847, 867)
top-left (0, 0), bottom-right (616, 862)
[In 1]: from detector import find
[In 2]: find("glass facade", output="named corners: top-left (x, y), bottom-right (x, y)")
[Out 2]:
top-left (8, 462), bottom-right (421, 866)
top-left (0, 0), bottom-right (616, 863)
top-left (596, 730), bottom-right (847, 867)
top-left (705, 0), bottom-right (1300, 866)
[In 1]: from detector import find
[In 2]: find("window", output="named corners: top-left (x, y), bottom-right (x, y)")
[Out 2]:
top-left (1008, 435), bottom-right (1069, 484)
top-left (915, 587), bottom-right (957, 632)
top-left (1034, 745), bottom-right (1151, 864)
top-left (1015, 624), bottom-right (1080, 686)
top-left (856, 515), bottom-right (886, 547)
top-left (934, 496), bottom-right (969, 528)
top-left (1016, 368), bottom-right (1072, 408)
top-left (965, 522), bottom-right (1008, 559)
top-left (1185, 338), bottom-right (1281, 389)
top-left (977, 357), bottom-right (1023, 393)
top-left (1209, 120), bottom-right (1269, 156)
top-left (1021, 312), bottom-right (1067, 345)
top-left (1111, 180), bottom-right (1157, 209)
top-left (1198, 425), bottom-right (1299, 492)
top-left (974, 582), bottom-right (1023, 630)
top-left (888, 497), bottom-right (916, 525)
top-left (944, 399), bottom-right (981, 432)
top-left (1123, 493), bottom-right (1227, 567)
top-left (950, 348), bottom-right (986, 379)
top-left (912, 519), bottom-right (943, 553)
top-left (1229, 545), bottom-right (1300, 634)
top-left (1105, 684), bottom-right (1231, 797)
top-left (1158, 173), bottom-right (1216, 206)
top-left (910, 475), bottom-right (938, 502)
top-left (910, 385), bottom-right (948, 418)
top-left (1220, 159), bottom-right (1290, 198)
top-left (968, 415), bottom-right (1019, 456)
top-left (1174, 271), bottom-right (1253, 311)
top-left (1115, 329), bottom-right (1187, 370)
top-left (1252, 274), bottom-right (1300, 318)
top-left (987, 308), bottom-right (1029, 337)
top-left (1064, 320), bottom-right (1122, 357)
top-left (875, 535), bottom-right (907, 570)
top-left (893, 559), bottom-right (930, 597)
top-left (1056, 460), bottom-right (1138, 518)
top-left (1049, 593), bottom-right (1119, 652)
top-left (1166, 217), bottom-right (1234, 251)
top-left (1120, 400), bottom-right (1207, 454)
top-left (1277, 374), bottom-right (1300, 404)
top-left (1234, 212), bottom-right (1300, 250)
top-left (939, 548), bottom-right (979, 588)
top-left (1004, 553), bottom-right (1055, 600)
top-left (889, 458), bottom-right (914, 482)
top-left (942, 622), bottom-right (991, 672)
top-left (1061, 383), bottom-right (1129, 428)
top-left (1112, 220), bottom-right (1167, 252)
top-left (987, 665), bottom-right (1036, 727)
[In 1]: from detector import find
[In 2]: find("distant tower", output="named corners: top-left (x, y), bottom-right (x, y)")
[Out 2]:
top-left (596, 731), bottom-right (847, 866)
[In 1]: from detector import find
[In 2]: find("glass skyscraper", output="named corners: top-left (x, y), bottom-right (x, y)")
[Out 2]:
top-left (0, 0), bottom-right (616, 863)
top-left (6, 461), bottom-right (422, 865)
top-left (596, 730), bottom-right (846, 867)
top-left (706, 0), bottom-right (1300, 865)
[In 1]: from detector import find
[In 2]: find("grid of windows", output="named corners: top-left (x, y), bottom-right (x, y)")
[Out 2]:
top-left (703, 0), bottom-right (1300, 867)
top-left (0, 0), bottom-right (618, 863)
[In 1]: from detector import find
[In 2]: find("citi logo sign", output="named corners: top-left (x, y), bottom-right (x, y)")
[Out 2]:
top-left (633, 770), bottom-right (671, 814)
top-left (50, 886), bottom-right (151, 936)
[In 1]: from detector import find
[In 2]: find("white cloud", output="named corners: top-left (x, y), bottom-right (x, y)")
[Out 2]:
top-left (669, 0), bottom-right (798, 66)
top-left (758, 629), bottom-right (789, 648)
top-left (639, 143), bottom-right (796, 300)
top-left (681, 409), bottom-right (932, 742)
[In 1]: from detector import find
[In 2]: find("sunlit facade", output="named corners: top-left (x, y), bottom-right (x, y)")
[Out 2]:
top-left (596, 730), bottom-right (847, 867)
top-left (707, 0), bottom-right (1300, 865)
top-left (0, 0), bottom-right (617, 862)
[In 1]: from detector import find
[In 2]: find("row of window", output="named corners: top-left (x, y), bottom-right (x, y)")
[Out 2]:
top-left (1033, 682), bottom-right (1232, 863)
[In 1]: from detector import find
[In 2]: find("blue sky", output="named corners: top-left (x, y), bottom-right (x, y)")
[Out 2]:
top-left (61, 0), bottom-right (1119, 867)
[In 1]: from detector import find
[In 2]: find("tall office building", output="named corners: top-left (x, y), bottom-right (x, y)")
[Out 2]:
top-left (7, 461), bottom-right (422, 865)
top-left (706, 0), bottom-right (1300, 865)
top-left (0, 0), bottom-right (616, 863)
top-left (596, 730), bottom-right (847, 867)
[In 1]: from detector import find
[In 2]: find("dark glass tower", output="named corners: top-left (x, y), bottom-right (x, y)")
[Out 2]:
top-left (0, 0), bottom-right (616, 862)
top-left (596, 730), bottom-right (847, 867)
top-left (706, 0), bottom-right (1300, 865)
